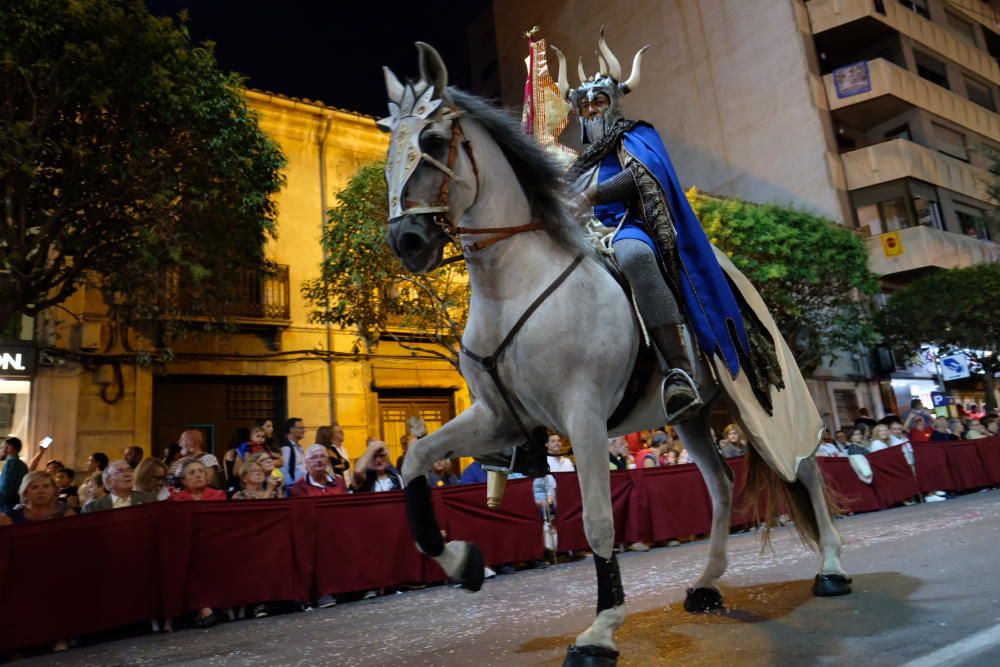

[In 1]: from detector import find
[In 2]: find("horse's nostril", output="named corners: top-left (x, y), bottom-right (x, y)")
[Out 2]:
top-left (399, 232), bottom-right (425, 255)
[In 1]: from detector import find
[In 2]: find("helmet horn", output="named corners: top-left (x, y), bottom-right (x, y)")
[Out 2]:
top-left (620, 45), bottom-right (650, 94)
top-left (577, 56), bottom-right (588, 85)
top-left (597, 26), bottom-right (622, 81)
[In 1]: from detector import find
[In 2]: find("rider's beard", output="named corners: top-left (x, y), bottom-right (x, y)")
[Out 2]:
top-left (583, 115), bottom-right (605, 144)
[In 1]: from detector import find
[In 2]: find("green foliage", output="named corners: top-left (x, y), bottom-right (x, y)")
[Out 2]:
top-left (689, 191), bottom-right (879, 374)
top-left (877, 263), bottom-right (1000, 409)
top-left (302, 162), bottom-right (469, 370)
top-left (0, 0), bottom-right (285, 334)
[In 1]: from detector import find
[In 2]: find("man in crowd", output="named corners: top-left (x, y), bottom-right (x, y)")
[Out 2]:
top-left (170, 430), bottom-right (220, 487)
top-left (833, 430), bottom-right (850, 449)
top-left (546, 433), bottom-right (575, 473)
top-left (889, 421), bottom-right (914, 465)
top-left (352, 438), bottom-right (404, 492)
top-left (902, 399), bottom-right (934, 427)
top-left (459, 460), bottom-right (488, 484)
top-left (280, 417), bottom-right (307, 492)
top-left (82, 459), bottom-right (158, 511)
top-left (124, 446), bottom-right (144, 469)
top-left (86, 451), bottom-right (109, 475)
top-left (930, 417), bottom-right (958, 442)
top-left (0, 437), bottom-right (28, 513)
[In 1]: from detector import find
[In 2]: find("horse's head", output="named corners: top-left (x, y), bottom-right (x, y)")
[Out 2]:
top-left (378, 43), bottom-right (478, 274)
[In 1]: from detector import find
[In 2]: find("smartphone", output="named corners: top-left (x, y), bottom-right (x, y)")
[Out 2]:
top-left (39, 436), bottom-right (53, 449)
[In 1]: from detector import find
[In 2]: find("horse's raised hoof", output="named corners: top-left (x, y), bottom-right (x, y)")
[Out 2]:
top-left (563, 644), bottom-right (619, 666)
top-left (459, 543), bottom-right (485, 592)
top-left (683, 587), bottom-right (724, 613)
top-left (812, 573), bottom-right (852, 597)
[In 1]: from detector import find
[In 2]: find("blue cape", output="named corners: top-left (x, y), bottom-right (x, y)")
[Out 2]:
top-left (621, 124), bottom-right (750, 379)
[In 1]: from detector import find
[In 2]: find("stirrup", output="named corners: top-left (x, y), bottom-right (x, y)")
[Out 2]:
top-left (661, 368), bottom-right (703, 425)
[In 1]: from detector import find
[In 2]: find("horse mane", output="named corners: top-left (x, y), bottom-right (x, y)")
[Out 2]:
top-left (447, 88), bottom-right (591, 256)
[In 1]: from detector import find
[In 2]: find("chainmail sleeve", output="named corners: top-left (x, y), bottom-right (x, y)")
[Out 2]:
top-left (590, 169), bottom-right (638, 204)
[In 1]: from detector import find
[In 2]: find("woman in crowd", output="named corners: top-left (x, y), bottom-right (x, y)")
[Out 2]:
top-left (0, 471), bottom-right (76, 526)
top-left (246, 451), bottom-right (284, 491)
top-left (662, 449), bottom-right (680, 466)
top-left (78, 472), bottom-right (107, 510)
top-left (232, 459), bottom-right (283, 500)
top-left (222, 427), bottom-right (251, 490)
top-left (291, 445), bottom-right (347, 497)
top-left (134, 458), bottom-right (170, 501)
top-left (256, 418), bottom-right (284, 468)
top-left (867, 424), bottom-right (892, 452)
top-left (316, 424), bottom-right (351, 483)
top-left (845, 428), bottom-right (870, 455)
top-left (426, 459), bottom-right (458, 487)
top-left (170, 458), bottom-right (227, 502)
top-left (163, 443), bottom-right (183, 467)
top-left (718, 424), bottom-right (746, 458)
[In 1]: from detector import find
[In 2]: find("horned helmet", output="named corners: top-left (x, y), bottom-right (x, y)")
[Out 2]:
top-left (551, 27), bottom-right (649, 144)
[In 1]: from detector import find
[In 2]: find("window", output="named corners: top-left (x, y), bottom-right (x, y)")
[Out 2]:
top-left (898, 0), bottom-right (930, 20)
top-left (884, 123), bottom-right (911, 141)
top-left (877, 198), bottom-right (910, 232)
top-left (914, 50), bottom-right (950, 89)
top-left (933, 122), bottom-right (968, 161)
top-left (946, 12), bottom-right (978, 46)
top-left (833, 389), bottom-right (861, 431)
top-left (964, 76), bottom-right (996, 111)
top-left (955, 206), bottom-right (992, 240)
top-left (913, 196), bottom-right (943, 229)
top-left (226, 383), bottom-right (281, 421)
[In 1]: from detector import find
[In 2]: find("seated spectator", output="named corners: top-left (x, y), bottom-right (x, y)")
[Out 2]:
top-left (868, 424), bottom-right (891, 452)
top-left (169, 430), bottom-right (220, 488)
top-left (0, 437), bottom-right (29, 513)
top-left (232, 459), bottom-right (284, 499)
top-left (718, 425), bottom-right (746, 458)
top-left (662, 449), bottom-right (680, 466)
top-left (930, 417), bottom-right (959, 442)
top-left (82, 460), bottom-right (158, 512)
top-left (833, 429), bottom-right (850, 449)
top-left (608, 437), bottom-right (629, 471)
top-left (948, 418), bottom-right (967, 440)
top-left (983, 414), bottom-right (999, 436)
top-left (427, 459), bottom-right (458, 487)
top-left (124, 446), bottom-right (144, 469)
top-left (907, 415), bottom-right (933, 443)
top-left (0, 471), bottom-right (76, 526)
top-left (816, 436), bottom-right (845, 457)
top-left (845, 429), bottom-right (870, 455)
top-left (460, 460), bottom-right (488, 484)
top-left (134, 458), bottom-right (170, 501)
top-left (351, 439), bottom-right (404, 492)
top-left (290, 445), bottom-right (347, 497)
top-left (546, 434), bottom-right (576, 472)
top-left (79, 472), bottom-right (107, 510)
top-left (170, 458), bottom-right (227, 501)
top-left (246, 451), bottom-right (285, 490)
top-left (54, 467), bottom-right (79, 508)
top-left (888, 421), bottom-right (913, 465)
top-left (964, 420), bottom-right (988, 440)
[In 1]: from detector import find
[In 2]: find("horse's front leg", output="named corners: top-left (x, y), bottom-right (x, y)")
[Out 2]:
top-left (563, 409), bottom-right (624, 666)
top-left (796, 456), bottom-right (852, 597)
top-left (675, 406), bottom-right (733, 613)
top-left (401, 402), bottom-right (519, 592)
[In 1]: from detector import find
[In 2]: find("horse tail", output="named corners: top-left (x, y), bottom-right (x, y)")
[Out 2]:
top-left (740, 445), bottom-right (838, 551)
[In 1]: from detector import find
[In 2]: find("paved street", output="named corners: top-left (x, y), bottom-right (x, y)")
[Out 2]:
top-left (20, 489), bottom-right (1000, 667)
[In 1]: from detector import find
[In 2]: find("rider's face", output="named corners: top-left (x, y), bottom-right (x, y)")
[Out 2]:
top-left (579, 94), bottom-right (610, 119)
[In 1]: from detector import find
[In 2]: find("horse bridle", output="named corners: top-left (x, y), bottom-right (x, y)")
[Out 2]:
top-left (397, 107), bottom-right (545, 260)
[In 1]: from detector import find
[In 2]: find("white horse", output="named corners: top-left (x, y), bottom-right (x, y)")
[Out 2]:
top-left (379, 43), bottom-right (851, 666)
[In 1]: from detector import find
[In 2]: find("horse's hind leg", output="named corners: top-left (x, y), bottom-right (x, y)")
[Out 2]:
top-left (400, 402), bottom-right (518, 591)
top-left (675, 406), bottom-right (733, 612)
top-left (796, 456), bottom-right (852, 596)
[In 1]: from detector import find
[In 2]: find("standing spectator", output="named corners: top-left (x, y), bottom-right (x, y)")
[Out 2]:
top-left (0, 471), bottom-right (75, 525)
top-left (718, 425), bottom-right (746, 458)
top-left (82, 460), bottom-right (158, 512)
top-left (906, 415), bottom-right (933, 443)
top-left (54, 467), bottom-right (80, 508)
top-left (124, 446), bottom-right (144, 469)
top-left (888, 421), bottom-right (913, 465)
top-left (352, 439), bottom-right (404, 492)
top-left (222, 427), bottom-right (250, 489)
top-left (257, 418), bottom-right (277, 451)
top-left (854, 407), bottom-right (878, 430)
top-left (291, 445), bottom-right (347, 497)
top-left (460, 460), bottom-right (488, 484)
top-left (169, 430), bottom-right (220, 488)
top-left (86, 452), bottom-right (110, 474)
top-left (426, 459), bottom-right (458, 487)
top-left (79, 472), bottom-right (107, 510)
top-left (280, 418), bottom-right (307, 492)
top-left (868, 424), bottom-right (891, 452)
top-left (902, 398), bottom-right (934, 427)
top-left (931, 417), bottom-right (959, 442)
top-left (163, 443), bottom-right (182, 468)
top-left (325, 423), bottom-right (352, 482)
top-left (0, 437), bottom-right (29, 513)
top-left (546, 434), bottom-right (576, 472)
top-left (232, 459), bottom-right (283, 500)
top-left (134, 458), bottom-right (171, 501)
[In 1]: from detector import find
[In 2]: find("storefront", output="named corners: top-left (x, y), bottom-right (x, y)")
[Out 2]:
top-left (0, 340), bottom-right (36, 439)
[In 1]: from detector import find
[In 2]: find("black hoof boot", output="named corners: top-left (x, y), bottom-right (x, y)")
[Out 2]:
top-left (563, 644), bottom-right (619, 666)
top-left (812, 573), bottom-right (852, 597)
top-left (684, 587), bottom-right (724, 613)
top-left (459, 543), bottom-right (485, 593)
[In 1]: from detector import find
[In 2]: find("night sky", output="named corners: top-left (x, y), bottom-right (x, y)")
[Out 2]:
top-left (146, 1), bottom-right (492, 117)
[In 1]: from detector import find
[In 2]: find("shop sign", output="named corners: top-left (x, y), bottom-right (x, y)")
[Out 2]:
top-left (0, 341), bottom-right (36, 379)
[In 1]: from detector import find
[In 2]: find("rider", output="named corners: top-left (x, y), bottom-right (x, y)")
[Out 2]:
top-left (553, 30), bottom-right (771, 423)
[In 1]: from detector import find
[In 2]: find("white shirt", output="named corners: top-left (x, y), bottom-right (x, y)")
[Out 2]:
top-left (868, 439), bottom-right (889, 452)
top-left (110, 493), bottom-right (133, 508)
top-left (547, 455), bottom-right (575, 473)
top-left (816, 443), bottom-right (844, 457)
top-left (373, 476), bottom-right (395, 493)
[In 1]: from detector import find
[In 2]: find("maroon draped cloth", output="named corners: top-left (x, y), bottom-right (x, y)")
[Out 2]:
top-left (866, 447), bottom-right (920, 508)
top-left (945, 441), bottom-right (993, 490)
top-left (977, 436), bottom-right (1000, 485)
top-left (815, 457), bottom-right (881, 513)
top-left (912, 442), bottom-right (956, 492)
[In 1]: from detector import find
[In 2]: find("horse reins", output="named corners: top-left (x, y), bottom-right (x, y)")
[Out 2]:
top-left (401, 108), bottom-right (545, 263)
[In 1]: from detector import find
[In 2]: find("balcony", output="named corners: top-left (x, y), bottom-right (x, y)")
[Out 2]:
top-left (866, 224), bottom-right (1000, 276)
top-left (841, 137), bottom-right (993, 202)
top-left (945, 0), bottom-right (1000, 35)
top-left (807, 0), bottom-right (1000, 85)
top-left (164, 264), bottom-right (291, 322)
top-left (825, 58), bottom-right (1000, 142)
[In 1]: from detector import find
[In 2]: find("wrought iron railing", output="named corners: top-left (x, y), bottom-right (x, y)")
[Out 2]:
top-left (164, 264), bottom-right (291, 321)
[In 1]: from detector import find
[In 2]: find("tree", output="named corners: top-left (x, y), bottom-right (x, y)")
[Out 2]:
top-left (0, 0), bottom-right (285, 336)
top-left (302, 162), bottom-right (469, 371)
top-left (688, 190), bottom-right (880, 375)
top-left (876, 263), bottom-right (1000, 411)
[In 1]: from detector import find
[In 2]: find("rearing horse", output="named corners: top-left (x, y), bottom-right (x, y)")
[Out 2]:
top-left (378, 43), bottom-right (852, 666)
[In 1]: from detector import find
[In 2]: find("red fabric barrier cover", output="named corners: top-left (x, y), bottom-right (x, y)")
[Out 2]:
top-left (438, 478), bottom-right (543, 566)
top-left (555, 471), bottom-right (636, 552)
top-left (867, 447), bottom-right (920, 508)
top-left (976, 437), bottom-right (1000, 485)
top-left (816, 457), bottom-right (881, 513)
top-left (945, 441), bottom-right (992, 490)
top-left (641, 464), bottom-right (713, 540)
top-left (912, 442), bottom-right (955, 493)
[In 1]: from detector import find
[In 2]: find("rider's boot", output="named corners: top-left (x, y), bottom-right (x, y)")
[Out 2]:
top-left (648, 324), bottom-right (703, 424)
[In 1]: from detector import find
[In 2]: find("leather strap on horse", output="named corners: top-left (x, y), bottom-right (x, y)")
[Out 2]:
top-left (461, 254), bottom-right (585, 444)
top-left (458, 222), bottom-right (545, 254)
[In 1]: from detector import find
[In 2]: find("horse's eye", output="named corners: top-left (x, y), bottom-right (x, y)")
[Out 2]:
top-left (421, 132), bottom-right (447, 152)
